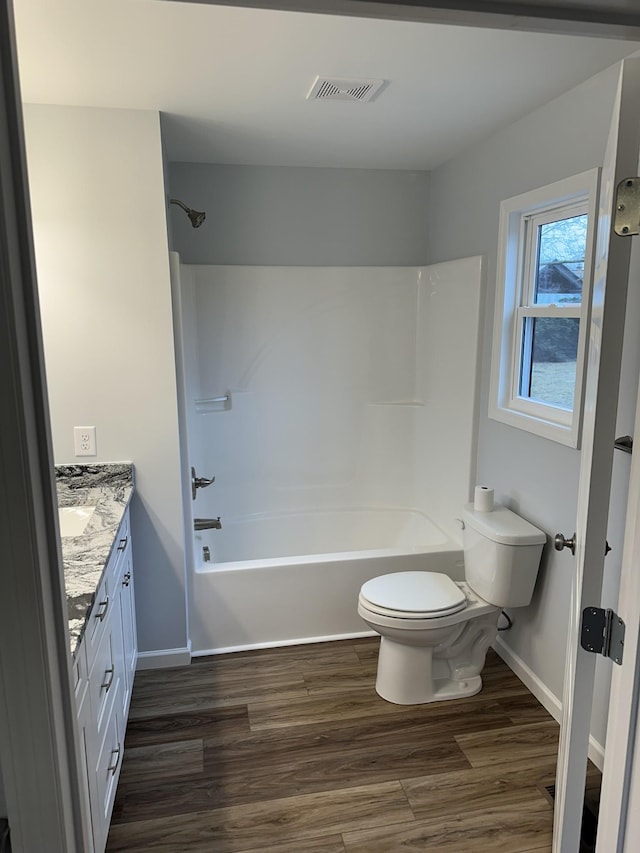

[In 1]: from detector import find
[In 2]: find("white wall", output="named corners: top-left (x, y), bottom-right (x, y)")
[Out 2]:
top-left (23, 105), bottom-right (188, 657)
top-left (414, 257), bottom-right (483, 540)
top-left (180, 261), bottom-right (480, 545)
top-left (168, 163), bottom-right (431, 266)
top-left (189, 265), bottom-right (420, 519)
top-left (425, 61), bottom-right (640, 757)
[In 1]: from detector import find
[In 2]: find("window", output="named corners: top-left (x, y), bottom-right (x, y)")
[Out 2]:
top-left (489, 170), bottom-right (599, 447)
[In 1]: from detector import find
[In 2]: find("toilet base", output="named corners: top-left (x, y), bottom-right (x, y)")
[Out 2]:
top-left (358, 584), bottom-right (500, 706)
top-left (374, 636), bottom-right (485, 705)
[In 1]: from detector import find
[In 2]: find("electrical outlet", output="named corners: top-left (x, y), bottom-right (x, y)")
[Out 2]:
top-left (74, 426), bottom-right (97, 457)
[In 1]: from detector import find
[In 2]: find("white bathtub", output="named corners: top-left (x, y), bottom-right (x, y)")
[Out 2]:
top-left (189, 507), bottom-right (463, 655)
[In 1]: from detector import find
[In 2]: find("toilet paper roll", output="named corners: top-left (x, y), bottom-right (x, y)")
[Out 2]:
top-left (474, 485), bottom-right (494, 512)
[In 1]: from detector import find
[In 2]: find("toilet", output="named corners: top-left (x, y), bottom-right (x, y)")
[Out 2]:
top-left (358, 503), bottom-right (546, 705)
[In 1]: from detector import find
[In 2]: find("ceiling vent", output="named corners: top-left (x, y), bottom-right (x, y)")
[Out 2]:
top-left (306, 76), bottom-right (385, 103)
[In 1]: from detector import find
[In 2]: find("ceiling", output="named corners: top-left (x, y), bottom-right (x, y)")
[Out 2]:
top-left (13, 0), bottom-right (640, 171)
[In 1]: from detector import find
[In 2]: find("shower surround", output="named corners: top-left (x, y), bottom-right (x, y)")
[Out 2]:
top-left (172, 257), bottom-right (482, 653)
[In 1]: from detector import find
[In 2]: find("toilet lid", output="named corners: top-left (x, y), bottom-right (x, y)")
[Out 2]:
top-left (360, 572), bottom-right (467, 618)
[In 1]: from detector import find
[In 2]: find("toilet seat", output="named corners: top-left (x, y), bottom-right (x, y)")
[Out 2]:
top-left (360, 571), bottom-right (468, 619)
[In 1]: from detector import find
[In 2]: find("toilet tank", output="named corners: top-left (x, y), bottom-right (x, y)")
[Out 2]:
top-left (462, 504), bottom-right (546, 608)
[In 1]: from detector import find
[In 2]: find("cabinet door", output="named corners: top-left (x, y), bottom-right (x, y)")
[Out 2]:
top-left (91, 680), bottom-right (124, 853)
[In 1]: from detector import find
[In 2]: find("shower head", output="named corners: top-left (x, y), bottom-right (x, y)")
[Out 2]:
top-left (170, 198), bottom-right (206, 229)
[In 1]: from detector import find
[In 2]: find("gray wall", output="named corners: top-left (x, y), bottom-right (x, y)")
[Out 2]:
top-left (426, 60), bottom-right (639, 752)
top-left (168, 163), bottom-right (431, 265)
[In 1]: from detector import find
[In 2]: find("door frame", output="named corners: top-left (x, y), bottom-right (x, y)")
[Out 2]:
top-left (0, 3), bottom-right (87, 851)
top-left (180, 0), bottom-right (640, 38)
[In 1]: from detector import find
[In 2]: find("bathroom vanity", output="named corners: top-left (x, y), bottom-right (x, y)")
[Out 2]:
top-left (57, 463), bottom-right (137, 853)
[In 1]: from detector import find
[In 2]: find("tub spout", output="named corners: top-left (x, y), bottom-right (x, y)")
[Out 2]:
top-left (194, 517), bottom-right (222, 531)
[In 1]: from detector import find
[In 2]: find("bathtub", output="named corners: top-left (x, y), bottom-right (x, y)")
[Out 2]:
top-left (189, 507), bottom-right (463, 655)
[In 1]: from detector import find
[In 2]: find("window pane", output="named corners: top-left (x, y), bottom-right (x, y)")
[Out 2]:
top-left (520, 317), bottom-right (579, 409)
top-left (534, 214), bottom-right (587, 306)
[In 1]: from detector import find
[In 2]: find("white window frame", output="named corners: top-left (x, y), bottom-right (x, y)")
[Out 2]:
top-left (489, 169), bottom-right (600, 447)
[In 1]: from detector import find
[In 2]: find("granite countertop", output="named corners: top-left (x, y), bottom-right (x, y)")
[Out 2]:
top-left (56, 463), bottom-right (134, 657)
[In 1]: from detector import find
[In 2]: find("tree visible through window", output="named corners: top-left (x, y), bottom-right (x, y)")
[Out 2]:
top-left (490, 170), bottom-right (599, 447)
top-left (521, 212), bottom-right (587, 410)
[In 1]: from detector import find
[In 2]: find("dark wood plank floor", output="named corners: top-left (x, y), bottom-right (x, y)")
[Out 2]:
top-left (107, 638), bottom-right (583, 852)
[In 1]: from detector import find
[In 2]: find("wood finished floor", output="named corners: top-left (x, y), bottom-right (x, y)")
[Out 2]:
top-left (106, 638), bottom-right (586, 852)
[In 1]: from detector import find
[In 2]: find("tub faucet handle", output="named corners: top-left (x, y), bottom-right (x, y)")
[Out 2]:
top-left (191, 467), bottom-right (215, 500)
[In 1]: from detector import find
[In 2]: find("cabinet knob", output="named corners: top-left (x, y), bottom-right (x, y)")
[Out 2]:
top-left (122, 572), bottom-right (131, 587)
top-left (117, 536), bottom-right (128, 552)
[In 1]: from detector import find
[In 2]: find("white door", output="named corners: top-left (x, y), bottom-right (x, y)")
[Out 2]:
top-left (596, 348), bottom-right (640, 851)
top-left (554, 57), bottom-right (640, 852)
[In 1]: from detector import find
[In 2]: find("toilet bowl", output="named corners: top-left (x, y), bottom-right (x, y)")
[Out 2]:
top-left (358, 574), bottom-right (500, 704)
top-left (358, 503), bottom-right (545, 705)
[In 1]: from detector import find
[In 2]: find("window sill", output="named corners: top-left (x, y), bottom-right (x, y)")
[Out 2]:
top-left (488, 402), bottom-right (580, 448)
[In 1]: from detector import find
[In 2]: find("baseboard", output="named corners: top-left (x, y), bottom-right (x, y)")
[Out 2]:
top-left (136, 645), bottom-right (192, 670)
top-left (493, 636), bottom-right (562, 718)
top-left (191, 630), bottom-right (376, 657)
top-left (493, 636), bottom-right (605, 771)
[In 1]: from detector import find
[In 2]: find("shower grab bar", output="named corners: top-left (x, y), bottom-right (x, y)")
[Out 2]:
top-left (196, 395), bottom-right (229, 405)
top-left (195, 394), bottom-right (231, 414)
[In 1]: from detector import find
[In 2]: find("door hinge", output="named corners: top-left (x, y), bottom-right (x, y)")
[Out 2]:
top-left (614, 177), bottom-right (640, 236)
top-left (581, 607), bottom-right (625, 664)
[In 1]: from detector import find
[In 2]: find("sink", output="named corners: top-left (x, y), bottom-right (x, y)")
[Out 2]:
top-left (58, 506), bottom-right (96, 537)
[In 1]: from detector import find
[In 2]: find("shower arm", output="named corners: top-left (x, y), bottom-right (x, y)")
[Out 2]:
top-left (170, 198), bottom-right (190, 215)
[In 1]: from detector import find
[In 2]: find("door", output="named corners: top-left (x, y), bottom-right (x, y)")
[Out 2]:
top-left (596, 348), bottom-right (640, 850)
top-left (554, 57), bottom-right (640, 852)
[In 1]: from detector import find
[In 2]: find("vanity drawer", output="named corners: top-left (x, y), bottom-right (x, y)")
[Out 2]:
top-left (90, 680), bottom-right (124, 853)
top-left (85, 510), bottom-right (130, 668)
top-left (97, 701), bottom-right (122, 817)
top-left (85, 570), bottom-right (111, 667)
top-left (88, 617), bottom-right (122, 737)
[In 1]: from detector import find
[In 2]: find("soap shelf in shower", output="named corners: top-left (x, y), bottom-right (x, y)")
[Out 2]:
top-left (195, 394), bottom-right (231, 414)
top-left (367, 400), bottom-right (425, 407)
